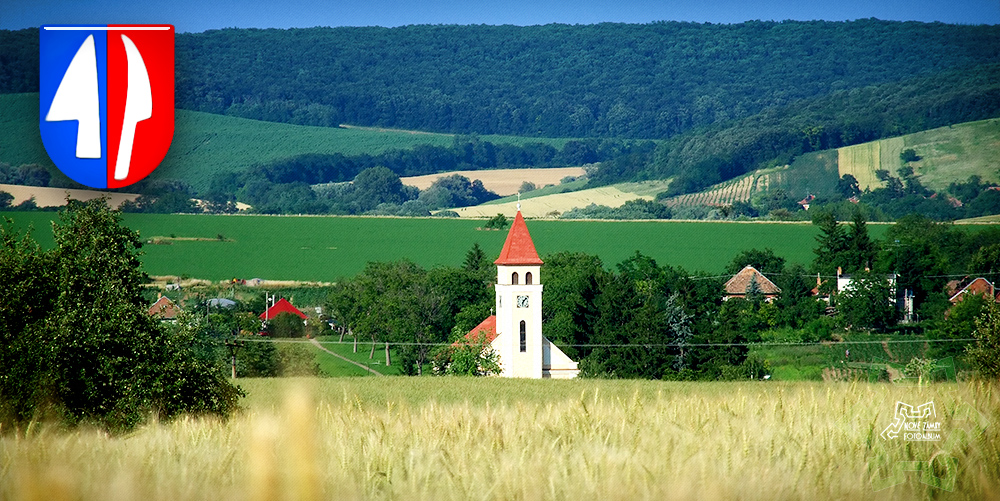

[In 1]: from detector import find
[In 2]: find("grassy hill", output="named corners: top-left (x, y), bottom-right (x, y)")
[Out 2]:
top-left (664, 118), bottom-right (1000, 207)
top-left (0, 211), bottom-right (886, 281)
top-left (0, 93), bottom-right (575, 192)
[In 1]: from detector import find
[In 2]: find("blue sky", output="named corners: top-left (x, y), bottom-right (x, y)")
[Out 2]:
top-left (4, 0), bottom-right (999, 32)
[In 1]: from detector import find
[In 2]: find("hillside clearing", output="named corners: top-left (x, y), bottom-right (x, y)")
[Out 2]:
top-left (836, 119), bottom-right (1000, 192)
top-left (665, 118), bottom-right (1000, 208)
top-left (905, 119), bottom-right (1000, 189)
top-left (400, 167), bottom-right (586, 195)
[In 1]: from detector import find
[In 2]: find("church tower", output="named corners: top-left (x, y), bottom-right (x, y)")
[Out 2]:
top-left (493, 208), bottom-right (544, 378)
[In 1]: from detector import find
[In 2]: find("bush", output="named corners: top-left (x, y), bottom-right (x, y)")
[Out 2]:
top-left (265, 312), bottom-right (306, 338)
top-left (431, 342), bottom-right (500, 376)
top-left (966, 301), bottom-right (1000, 380)
top-left (483, 213), bottom-right (509, 230)
top-left (276, 343), bottom-right (321, 376)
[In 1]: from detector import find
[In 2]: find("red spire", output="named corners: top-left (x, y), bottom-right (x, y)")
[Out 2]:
top-left (494, 211), bottom-right (543, 265)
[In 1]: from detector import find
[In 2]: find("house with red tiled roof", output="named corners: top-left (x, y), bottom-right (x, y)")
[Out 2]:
top-left (464, 208), bottom-right (579, 379)
top-left (259, 298), bottom-right (308, 321)
top-left (949, 277), bottom-right (1000, 304)
top-left (724, 265), bottom-right (781, 302)
top-left (148, 295), bottom-right (180, 321)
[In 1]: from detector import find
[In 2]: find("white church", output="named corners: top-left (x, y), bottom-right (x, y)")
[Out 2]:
top-left (465, 208), bottom-right (580, 379)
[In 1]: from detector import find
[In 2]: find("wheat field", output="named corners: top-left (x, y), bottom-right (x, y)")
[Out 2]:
top-left (2, 378), bottom-right (998, 500)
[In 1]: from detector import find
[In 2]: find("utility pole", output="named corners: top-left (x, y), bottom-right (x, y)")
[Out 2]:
top-left (225, 331), bottom-right (245, 379)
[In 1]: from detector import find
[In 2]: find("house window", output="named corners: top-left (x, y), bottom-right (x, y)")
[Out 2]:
top-left (525, 272), bottom-right (533, 285)
top-left (512, 272), bottom-right (519, 285)
top-left (519, 321), bottom-right (526, 352)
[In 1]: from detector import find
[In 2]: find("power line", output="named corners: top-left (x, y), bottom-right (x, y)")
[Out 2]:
top-left (238, 337), bottom-right (977, 349)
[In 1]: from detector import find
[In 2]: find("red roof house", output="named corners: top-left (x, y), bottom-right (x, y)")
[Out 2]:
top-left (494, 211), bottom-right (544, 266)
top-left (148, 295), bottom-right (180, 320)
top-left (724, 265), bottom-right (781, 301)
top-left (949, 278), bottom-right (999, 304)
top-left (259, 298), bottom-right (308, 320)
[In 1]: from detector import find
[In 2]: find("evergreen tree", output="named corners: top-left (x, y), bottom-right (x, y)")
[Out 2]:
top-left (845, 210), bottom-right (877, 272)
top-left (463, 242), bottom-right (488, 272)
top-left (811, 210), bottom-right (848, 275)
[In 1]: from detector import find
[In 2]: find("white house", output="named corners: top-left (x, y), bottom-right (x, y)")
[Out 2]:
top-left (836, 267), bottom-right (897, 296)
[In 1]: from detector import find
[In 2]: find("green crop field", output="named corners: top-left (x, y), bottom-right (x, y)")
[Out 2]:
top-left (1, 212), bottom-right (891, 281)
top-left (0, 93), bottom-right (575, 192)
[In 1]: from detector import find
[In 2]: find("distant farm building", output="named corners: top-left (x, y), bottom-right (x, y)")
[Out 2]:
top-left (835, 267), bottom-right (914, 322)
top-left (724, 265), bottom-right (781, 302)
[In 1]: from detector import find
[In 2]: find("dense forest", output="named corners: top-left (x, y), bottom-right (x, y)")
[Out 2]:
top-left (2, 20), bottom-right (999, 209)
top-left (4, 21), bottom-right (998, 138)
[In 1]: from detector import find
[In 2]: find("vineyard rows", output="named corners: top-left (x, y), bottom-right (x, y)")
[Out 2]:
top-left (665, 172), bottom-right (774, 208)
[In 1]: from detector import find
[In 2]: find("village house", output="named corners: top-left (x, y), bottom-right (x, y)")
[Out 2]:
top-left (466, 208), bottom-right (579, 379)
top-left (834, 267), bottom-right (916, 322)
top-left (723, 265), bottom-right (781, 302)
top-left (259, 297), bottom-right (308, 324)
top-left (147, 294), bottom-right (180, 322)
top-left (949, 277), bottom-right (1000, 304)
top-left (836, 267), bottom-right (897, 296)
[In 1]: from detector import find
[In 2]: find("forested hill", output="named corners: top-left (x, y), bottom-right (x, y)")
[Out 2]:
top-left (2, 20), bottom-right (999, 140)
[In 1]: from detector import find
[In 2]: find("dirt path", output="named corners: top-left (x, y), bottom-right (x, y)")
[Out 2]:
top-left (308, 338), bottom-right (383, 376)
top-left (881, 340), bottom-right (896, 361)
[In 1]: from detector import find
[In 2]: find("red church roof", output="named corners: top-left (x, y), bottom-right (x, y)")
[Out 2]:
top-left (461, 315), bottom-right (498, 344)
top-left (494, 211), bottom-right (543, 265)
top-left (259, 298), bottom-right (308, 320)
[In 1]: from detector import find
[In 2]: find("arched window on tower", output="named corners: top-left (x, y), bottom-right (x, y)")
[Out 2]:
top-left (525, 272), bottom-right (533, 285)
top-left (519, 321), bottom-right (526, 352)
top-left (512, 272), bottom-right (519, 285)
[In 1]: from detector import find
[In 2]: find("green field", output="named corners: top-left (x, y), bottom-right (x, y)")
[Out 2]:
top-left (0, 93), bottom-right (575, 191)
top-left (1, 212), bottom-right (891, 281)
top-left (751, 332), bottom-right (936, 381)
top-left (4, 377), bottom-right (997, 500)
top-left (309, 337), bottom-right (401, 376)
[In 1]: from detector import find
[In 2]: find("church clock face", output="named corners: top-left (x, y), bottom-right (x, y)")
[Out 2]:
top-left (516, 295), bottom-right (529, 308)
